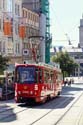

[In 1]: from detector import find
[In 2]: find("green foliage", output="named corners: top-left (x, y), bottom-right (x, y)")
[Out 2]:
top-left (51, 51), bottom-right (78, 80)
top-left (0, 55), bottom-right (9, 74)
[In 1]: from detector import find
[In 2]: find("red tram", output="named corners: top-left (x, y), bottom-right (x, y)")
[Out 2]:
top-left (14, 63), bottom-right (63, 103)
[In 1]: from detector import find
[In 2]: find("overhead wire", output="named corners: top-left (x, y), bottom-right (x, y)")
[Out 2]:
top-left (49, 1), bottom-right (66, 37)
top-left (49, 0), bottom-right (80, 45)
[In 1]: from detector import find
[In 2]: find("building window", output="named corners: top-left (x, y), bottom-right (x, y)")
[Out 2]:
top-left (3, 41), bottom-right (5, 53)
top-left (22, 10), bottom-right (25, 17)
top-left (23, 10), bottom-right (27, 18)
top-left (0, 41), bottom-right (2, 52)
top-left (16, 43), bottom-right (20, 54)
top-left (0, 1), bottom-right (2, 9)
top-left (17, 5), bottom-right (20, 16)
top-left (15, 4), bottom-right (20, 16)
top-left (0, 19), bottom-right (1, 30)
top-left (17, 43), bottom-right (20, 53)
top-left (23, 43), bottom-right (28, 49)
top-left (3, 0), bottom-right (5, 9)
top-left (8, 37), bottom-right (13, 42)
top-left (15, 23), bottom-right (18, 35)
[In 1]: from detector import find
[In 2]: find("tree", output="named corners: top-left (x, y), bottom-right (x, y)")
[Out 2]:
top-left (51, 51), bottom-right (78, 81)
top-left (0, 55), bottom-right (9, 74)
top-left (65, 58), bottom-right (78, 76)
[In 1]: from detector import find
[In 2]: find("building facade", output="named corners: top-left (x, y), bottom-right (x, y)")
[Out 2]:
top-left (22, 0), bottom-right (51, 63)
top-left (66, 47), bottom-right (83, 76)
top-left (0, 0), bottom-right (40, 65)
top-left (0, 0), bottom-right (23, 64)
top-left (22, 7), bottom-right (40, 63)
top-left (0, 0), bottom-right (9, 57)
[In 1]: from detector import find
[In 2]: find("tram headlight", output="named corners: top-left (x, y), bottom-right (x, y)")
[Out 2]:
top-left (18, 91), bottom-right (21, 95)
top-left (41, 91), bottom-right (45, 96)
top-left (30, 91), bottom-right (33, 94)
top-left (34, 85), bottom-right (38, 90)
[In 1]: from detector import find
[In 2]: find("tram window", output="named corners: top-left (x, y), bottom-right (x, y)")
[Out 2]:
top-left (51, 74), bottom-right (53, 83)
top-left (44, 71), bottom-right (47, 83)
top-left (15, 71), bottom-right (20, 83)
top-left (56, 74), bottom-right (58, 79)
top-left (35, 68), bottom-right (39, 83)
top-left (44, 72), bottom-right (49, 83)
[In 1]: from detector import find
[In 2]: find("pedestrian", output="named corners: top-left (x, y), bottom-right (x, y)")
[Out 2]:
top-left (68, 79), bottom-right (72, 86)
top-left (64, 79), bottom-right (68, 86)
top-left (71, 78), bottom-right (74, 84)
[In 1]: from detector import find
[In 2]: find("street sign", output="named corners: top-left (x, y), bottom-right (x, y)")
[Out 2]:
top-left (23, 49), bottom-right (29, 56)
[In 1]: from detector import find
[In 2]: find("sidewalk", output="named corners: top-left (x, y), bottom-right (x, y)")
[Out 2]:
top-left (57, 92), bottom-right (83, 125)
top-left (0, 99), bottom-right (15, 105)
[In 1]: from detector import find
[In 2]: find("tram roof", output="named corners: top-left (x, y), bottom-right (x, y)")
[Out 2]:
top-left (15, 62), bottom-right (61, 72)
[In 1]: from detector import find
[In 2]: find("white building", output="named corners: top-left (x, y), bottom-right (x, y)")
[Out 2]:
top-left (0, 0), bottom-right (22, 64)
top-left (50, 46), bottom-right (83, 77)
top-left (0, 0), bottom-right (40, 65)
top-left (0, 0), bottom-right (8, 56)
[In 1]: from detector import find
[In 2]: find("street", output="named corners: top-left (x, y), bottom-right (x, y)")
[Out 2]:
top-left (0, 83), bottom-right (83, 125)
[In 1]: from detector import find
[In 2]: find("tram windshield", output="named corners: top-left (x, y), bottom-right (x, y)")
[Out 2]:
top-left (15, 66), bottom-right (35, 84)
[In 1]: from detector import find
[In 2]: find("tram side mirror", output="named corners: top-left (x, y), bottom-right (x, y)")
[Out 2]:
top-left (24, 61), bottom-right (28, 64)
top-left (24, 61), bottom-right (26, 64)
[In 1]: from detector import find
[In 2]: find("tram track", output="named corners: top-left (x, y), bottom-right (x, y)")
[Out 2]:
top-left (0, 91), bottom-right (83, 124)
top-left (0, 95), bottom-right (73, 122)
top-left (54, 91), bottom-right (83, 125)
top-left (29, 91), bottom-right (83, 125)
top-left (29, 97), bottom-right (72, 125)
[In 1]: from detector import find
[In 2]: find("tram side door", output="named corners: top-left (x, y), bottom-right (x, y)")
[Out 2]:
top-left (39, 68), bottom-right (43, 84)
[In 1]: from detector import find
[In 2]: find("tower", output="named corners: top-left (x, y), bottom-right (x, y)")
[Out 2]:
top-left (79, 15), bottom-right (83, 48)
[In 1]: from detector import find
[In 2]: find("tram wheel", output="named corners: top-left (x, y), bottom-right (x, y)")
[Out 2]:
top-left (42, 97), bottom-right (47, 104)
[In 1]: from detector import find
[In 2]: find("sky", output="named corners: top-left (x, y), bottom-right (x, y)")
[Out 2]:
top-left (49, 0), bottom-right (83, 47)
